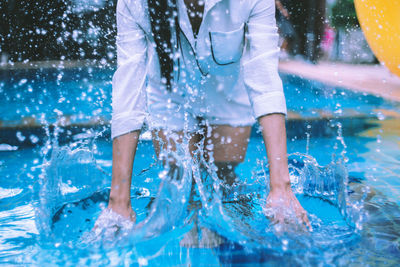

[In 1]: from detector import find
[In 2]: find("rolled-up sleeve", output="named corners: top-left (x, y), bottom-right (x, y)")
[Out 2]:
top-left (242, 0), bottom-right (287, 118)
top-left (111, 0), bottom-right (148, 139)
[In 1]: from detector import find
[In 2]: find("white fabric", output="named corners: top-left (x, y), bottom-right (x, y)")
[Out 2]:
top-left (112, 0), bottom-right (287, 139)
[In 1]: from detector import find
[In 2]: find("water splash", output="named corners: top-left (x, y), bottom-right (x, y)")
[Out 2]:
top-left (35, 143), bottom-right (110, 238)
top-left (33, 133), bottom-right (369, 266)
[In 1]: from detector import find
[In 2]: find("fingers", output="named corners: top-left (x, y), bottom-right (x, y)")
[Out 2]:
top-left (294, 205), bottom-right (312, 232)
top-left (268, 209), bottom-right (312, 233)
top-left (273, 206), bottom-right (312, 232)
top-left (291, 198), bottom-right (312, 232)
top-left (266, 193), bottom-right (313, 232)
top-left (301, 211), bottom-right (312, 232)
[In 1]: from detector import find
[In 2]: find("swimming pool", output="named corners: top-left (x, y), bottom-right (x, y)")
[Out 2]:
top-left (1, 66), bottom-right (400, 265)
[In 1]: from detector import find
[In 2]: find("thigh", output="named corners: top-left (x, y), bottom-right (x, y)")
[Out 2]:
top-left (152, 130), bottom-right (202, 159)
top-left (205, 125), bottom-right (251, 163)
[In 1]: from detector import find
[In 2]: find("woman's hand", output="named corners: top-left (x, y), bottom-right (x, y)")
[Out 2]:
top-left (108, 197), bottom-right (137, 223)
top-left (91, 191), bottom-right (136, 240)
top-left (107, 131), bottom-right (140, 221)
top-left (91, 131), bottom-right (139, 238)
top-left (265, 186), bottom-right (312, 231)
top-left (258, 114), bottom-right (311, 231)
top-left (91, 206), bottom-right (135, 241)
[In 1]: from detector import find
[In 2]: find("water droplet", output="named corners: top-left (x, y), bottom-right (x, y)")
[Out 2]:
top-left (29, 135), bottom-right (39, 144)
top-left (16, 131), bottom-right (26, 142)
top-left (0, 144), bottom-right (18, 151)
top-left (18, 79), bottom-right (28, 86)
top-left (376, 112), bottom-right (385, 120)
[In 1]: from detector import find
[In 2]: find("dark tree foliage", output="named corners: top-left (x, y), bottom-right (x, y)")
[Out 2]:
top-left (331, 0), bottom-right (360, 29)
top-left (0, 0), bottom-right (117, 62)
top-left (285, 0), bottom-right (325, 62)
top-left (0, 0), bottom-right (329, 63)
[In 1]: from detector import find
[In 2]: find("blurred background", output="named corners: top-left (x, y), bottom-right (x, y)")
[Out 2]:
top-left (0, 0), bottom-right (116, 64)
top-left (0, 0), bottom-right (377, 65)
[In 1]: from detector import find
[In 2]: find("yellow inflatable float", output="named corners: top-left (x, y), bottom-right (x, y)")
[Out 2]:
top-left (354, 0), bottom-right (400, 77)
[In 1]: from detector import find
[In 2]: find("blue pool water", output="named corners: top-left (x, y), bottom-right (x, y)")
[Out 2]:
top-left (1, 67), bottom-right (400, 265)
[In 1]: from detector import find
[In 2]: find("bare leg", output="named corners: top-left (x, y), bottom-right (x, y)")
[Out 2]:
top-left (152, 125), bottom-right (251, 247)
top-left (152, 130), bottom-right (201, 159)
top-left (281, 39), bottom-right (289, 52)
top-left (152, 129), bottom-right (202, 247)
top-left (152, 124), bottom-right (251, 184)
top-left (205, 125), bottom-right (251, 185)
top-left (198, 125), bottom-right (251, 247)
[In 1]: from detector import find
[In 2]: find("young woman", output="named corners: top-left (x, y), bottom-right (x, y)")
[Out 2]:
top-left (104, 0), bottom-right (310, 231)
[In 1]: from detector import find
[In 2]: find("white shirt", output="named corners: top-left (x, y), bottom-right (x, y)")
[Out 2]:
top-left (111, 0), bottom-right (286, 139)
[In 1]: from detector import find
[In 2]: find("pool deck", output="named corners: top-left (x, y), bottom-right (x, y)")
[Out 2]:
top-left (2, 59), bottom-right (400, 146)
top-left (0, 60), bottom-right (104, 70)
top-left (279, 60), bottom-right (400, 103)
top-left (2, 59), bottom-right (400, 103)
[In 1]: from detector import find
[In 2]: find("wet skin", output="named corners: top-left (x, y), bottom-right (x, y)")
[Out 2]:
top-left (107, 114), bottom-right (311, 230)
top-left (106, 0), bottom-right (311, 231)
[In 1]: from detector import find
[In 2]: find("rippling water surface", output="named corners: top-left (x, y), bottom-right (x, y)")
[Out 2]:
top-left (1, 68), bottom-right (400, 266)
top-left (0, 129), bottom-right (399, 266)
